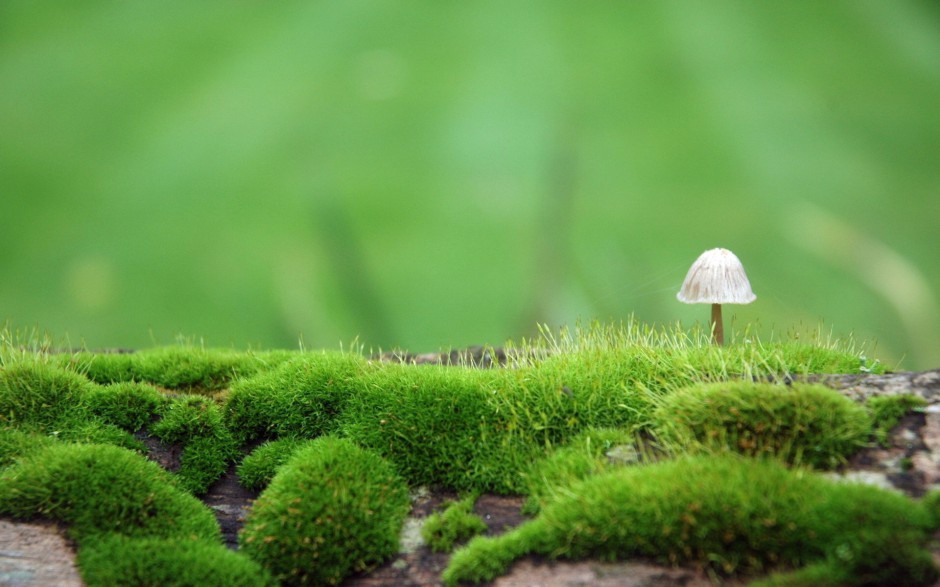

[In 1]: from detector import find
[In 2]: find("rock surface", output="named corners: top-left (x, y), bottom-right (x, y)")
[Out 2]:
top-left (3, 367), bottom-right (940, 586)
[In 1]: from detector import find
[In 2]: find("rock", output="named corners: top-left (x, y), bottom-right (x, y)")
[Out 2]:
top-left (0, 519), bottom-right (83, 587)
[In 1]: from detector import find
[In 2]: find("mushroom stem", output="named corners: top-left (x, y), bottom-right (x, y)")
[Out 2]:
top-left (711, 303), bottom-right (724, 346)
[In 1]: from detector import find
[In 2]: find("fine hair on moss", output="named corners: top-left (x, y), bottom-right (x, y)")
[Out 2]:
top-left (77, 534), bottom-right (274, 587)
top-left (239, 436), bottom-right (410, 586)
top-left (442, 455), bottom-right (937, 586)
top-left (0, 443), bottom-right (220, 544)
top-left (237, 437), bottom-right (312, 492)
top-left (651, 381), bottom-right (871, 468)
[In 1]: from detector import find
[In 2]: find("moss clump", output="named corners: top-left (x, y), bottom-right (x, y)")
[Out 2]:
top-left (237, 437), bottom-right (311, 491)
top-left (422, 494), bottom-right (488, 553)
top-left (77, 534), bottom-right (274, 587)
top-left (152, 395), bottom-right (239, 494)
top-left (867, 394), bottom-right (927, 447)
top-left (443, 456), bottom-right (937, 585)
top-left (0, 427), bottom-right (56, 468)
top-left (84, 381), bottom-right (166, 432)
top-left (225, 353), bottom-right (366, 443)
top-left (522, 427), bottom-right (637, 513)
top-left (0, 360), bottom-right (95, 429)
top-left (652, 382), bottom-right (871, 468)
top-left (0, 443), bottom-right (220, 543)
top-left (63, 346), bottom-right (296, 391)
top-left (240, 436), bottom-right (410, 586)
top-left (342, 364), bottom-right (538, 493)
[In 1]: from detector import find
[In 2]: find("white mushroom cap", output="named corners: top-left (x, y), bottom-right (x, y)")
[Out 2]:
top-left (677, 248), bottom-right (756, 304)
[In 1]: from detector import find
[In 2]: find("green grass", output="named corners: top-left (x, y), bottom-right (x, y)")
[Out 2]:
top-left (239, 436), bottom-right (411, 586)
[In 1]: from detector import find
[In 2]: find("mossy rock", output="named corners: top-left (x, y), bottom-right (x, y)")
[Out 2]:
top-left (77, 534), bottom-right (275, 587)
top-left (239, 436), bottom-right (410, 586)
top-left (443, 455), bottom-right (937, 585)
top-left (652, 381), bottom-right (871, 468)
top-left (0, 443), bottom-right (220, 543)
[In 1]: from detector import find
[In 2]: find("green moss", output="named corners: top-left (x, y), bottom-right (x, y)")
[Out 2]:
top-left (224, 353), bottom-right (366, 442)
top-left (0, 361), bottom-right (95, 429)
top-left (62, 347), bottom-right (296, 391)
top-left (342, 364), bottom-right (539, 493)
top-left (652, 382), bottom-right (870, 468)
top-left (237, 437), bottom-right (312, 491)
top-left (522, 427), bottom-right (637, 513)
top-left (867, 394), bottom-right (927, 447)
top-left (0, 443), bottom-right (220, 543)
top-left (153, 395), bottom-right (239, 494)
top-left (0, 427), bottom-right (56, 468)
top-left (422, 494), bottom-right (488, 553)
top-left (240, 436), bottom-right (410, 586)
top-left (442, 456), bottom-right (936, 585)
top-left (77, 534), bottom-right (274, 587)
top-left (85, 381), bottom-right (166, 432)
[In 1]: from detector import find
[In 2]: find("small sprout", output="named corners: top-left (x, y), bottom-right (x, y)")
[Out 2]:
top-left (677, 248), bottom-right (756, 345)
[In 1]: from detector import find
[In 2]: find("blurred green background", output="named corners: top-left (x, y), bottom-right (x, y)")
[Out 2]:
top-left (2, 1), bottom-right (939, 369)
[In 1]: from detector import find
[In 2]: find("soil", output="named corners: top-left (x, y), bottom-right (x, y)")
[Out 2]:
top-left (4, 362), bottom-right (940, 586)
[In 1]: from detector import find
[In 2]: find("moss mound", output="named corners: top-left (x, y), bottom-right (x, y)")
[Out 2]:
top-left (652, 382), bottom-right (871, 468)
top-left (152, 394), bottom-right (240, 494)
top-left (225, 353), bottom-right (366, 442)
top-left (0, 443), bottom-right (220, 543)
top-left (443, 456), bottom-right (937, 585)
top-left (84, 381), bottom-right (166, 432)
top-left (237, 437), bottom-right (312, 491)
top-left (78, 534), bottom-right (274, 587)
top-left (0, 361), bottom-right (95, 429)
top-left (240, 436), bottom-right (410, 586)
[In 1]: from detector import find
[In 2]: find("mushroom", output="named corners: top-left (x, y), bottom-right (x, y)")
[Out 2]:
top-left (677, 248), bottom-right (756, 345)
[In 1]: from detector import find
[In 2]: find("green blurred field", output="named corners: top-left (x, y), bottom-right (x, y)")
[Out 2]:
top-left (1, 1), bottom-right (938, 369)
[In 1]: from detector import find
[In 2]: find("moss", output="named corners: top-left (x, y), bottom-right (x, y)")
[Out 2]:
top-left (239, 436), bottom-right (410, 586)
top-left (652, 382), bottom-right (871, 468)
top-left (867, 394), bottom-right (927, 447)
top-left (522, 427), bottom-right (637, 513)
top-left (62, 347), bottom-right (296, 391)
top-left (442, 456), bottom-right (936, 585)
top-left (224, 353), bottom-right (366, 443)
top-left (77, 534), bottom-right (274, 587)
top-left (0, 443), bottom-right (220, 543)
top-left (0, 361), bottom-right (95, 429)
top-left (342, 364), bottom-right (538, 493)
top-left (152, 395), bottom-right (239, 494)
top-left (237, 437), bottom-right (312, 491)
top-left (0, 427), bottom-right (56, 468)
top-left (422, 494), bottom-right (488, 553)
top-left (84, 381), bottom-right (166, 432)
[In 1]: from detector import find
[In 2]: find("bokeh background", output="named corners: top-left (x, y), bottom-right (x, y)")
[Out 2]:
top-left (2, 2), bottom-right (939, 369)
